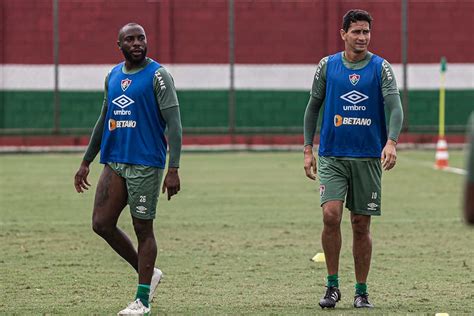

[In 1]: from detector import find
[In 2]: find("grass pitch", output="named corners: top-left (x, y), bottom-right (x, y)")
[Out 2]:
top-left (0, 150), bottom-right (473, 314)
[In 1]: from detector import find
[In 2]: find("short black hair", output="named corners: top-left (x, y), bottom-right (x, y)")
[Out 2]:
top-left (342, 9), bottom-right (373, 32)
top-left (118, 23), bottom-right (143, 41)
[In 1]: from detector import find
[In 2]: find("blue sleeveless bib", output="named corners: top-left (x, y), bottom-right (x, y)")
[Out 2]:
top-left (100, 60), bottom-right (167, 168)
top-left (319, 53), bottom-right (387, 158)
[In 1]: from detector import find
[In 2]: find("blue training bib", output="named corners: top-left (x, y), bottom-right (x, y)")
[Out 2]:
top-left (319, 53), bottom-right (387, 158)
top-left (100, 60), bottom-right (167, 168)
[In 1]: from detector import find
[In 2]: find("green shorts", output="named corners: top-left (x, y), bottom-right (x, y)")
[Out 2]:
top-left (317, 156), bottom-right (382, 216)
top-left (107, 162), bottom-right (164, 220)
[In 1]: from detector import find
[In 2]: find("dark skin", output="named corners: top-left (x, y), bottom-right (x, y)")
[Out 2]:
top-left (74, 23), bottom-right (180, 285)
top-left (465, 181), bottom-right (474, 225)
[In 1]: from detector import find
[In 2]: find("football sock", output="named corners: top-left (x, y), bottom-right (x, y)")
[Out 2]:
top-left (135, 284), bottom-right (151, 307)
top-left (326, 274), bottom-right (339, 288)
top-left (355, 282), bottom-right (368, 295)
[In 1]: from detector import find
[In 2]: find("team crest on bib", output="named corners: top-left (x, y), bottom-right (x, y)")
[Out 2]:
top-left (121, 78), bottom-right (132, 91)
top-left (349, 74), bottom-right (360, 86)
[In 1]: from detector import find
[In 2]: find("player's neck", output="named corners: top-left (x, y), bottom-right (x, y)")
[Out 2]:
top-left (124, 58), bottom-right (148, 72)
top-left (343, 50), bottom-right (368, 63)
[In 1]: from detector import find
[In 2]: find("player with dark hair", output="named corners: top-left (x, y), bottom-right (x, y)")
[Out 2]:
top-left (74, 23), bottom-right (182, 315)
top-left (341, 9), bottom-right (373, 32)
top-left (303, 9), bottom-right (403, 309)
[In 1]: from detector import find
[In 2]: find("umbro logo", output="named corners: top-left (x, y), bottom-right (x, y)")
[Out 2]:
top-left (367, 202), bottom-right (378, 211)
top-left (112, 94), bottom-right (135, 109)
top-left (340, 90), bottom-right (369, 105)
top-left (136, 205), bottom-right (147, 214)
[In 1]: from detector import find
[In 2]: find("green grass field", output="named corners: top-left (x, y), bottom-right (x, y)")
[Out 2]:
top-left (1, 151), bottom-right (473, 314)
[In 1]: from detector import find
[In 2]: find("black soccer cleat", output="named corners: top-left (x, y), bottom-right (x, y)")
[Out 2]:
top-left (319, 286), bottom-right (341, 309)
top-left (353, 293), bottom-right (374, 308)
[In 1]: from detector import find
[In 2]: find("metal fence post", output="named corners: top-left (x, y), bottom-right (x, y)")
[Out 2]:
top-left (228, 0), bottom-right (236, 137)
top-left (53, 0), bottom-right (60, 134)
top-left (401, 0), bottom-right (409, 132)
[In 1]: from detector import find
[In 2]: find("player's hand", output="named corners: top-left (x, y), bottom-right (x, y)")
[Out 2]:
top-left (381, 139), bottom-right (397, 171)
top-left (304, 145), bottom-right (317, 180)
top-left (74, 161), bottom-right (91, 193)
top-left (162, 167), bottom-right (180, 200)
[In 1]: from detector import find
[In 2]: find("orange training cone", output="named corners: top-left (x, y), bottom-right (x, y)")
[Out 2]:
top-left (435, 137), bottom-right (449, 169)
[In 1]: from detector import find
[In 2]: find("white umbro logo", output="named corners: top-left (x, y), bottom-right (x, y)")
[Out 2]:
top-left (112, 94), bottom-right (135, 109)
top-left (136, 205), bottom-right (147, 214)
top-left (367, 203), bottom-right (378, 211)
top-left (340, 90), bottom-right (369, 105)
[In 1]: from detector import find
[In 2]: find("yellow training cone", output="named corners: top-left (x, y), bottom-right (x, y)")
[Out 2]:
top-left (311, 252), bottom-right (326, 263)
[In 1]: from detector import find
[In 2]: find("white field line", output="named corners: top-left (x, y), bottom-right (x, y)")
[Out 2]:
top-left (438, 166), bottom-right (467, 175)
top-left (402, 156), bottom-right (467, 176)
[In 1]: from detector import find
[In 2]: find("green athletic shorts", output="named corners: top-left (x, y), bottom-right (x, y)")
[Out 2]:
top-left (317, 156), bottom-right (382, 216)
top-left (107, 162), bottom-right (164, 220)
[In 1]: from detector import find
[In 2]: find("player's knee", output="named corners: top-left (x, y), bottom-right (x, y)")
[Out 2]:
top-left (322, 209), bottom-right (342, 228)
top-left (351, 216), bottom-right (370, 235)
top-left (92, 218), bottom-right (115, 237)
top-left (132, 218), bottom-right (154, 240)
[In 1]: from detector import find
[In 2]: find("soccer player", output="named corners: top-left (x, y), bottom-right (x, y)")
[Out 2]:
top-left (303, 10), bottom-right (403, 309)
top-left (74, 23), bottom-right (182, 315)
top-left (464, 112), bottom-right (474, 225)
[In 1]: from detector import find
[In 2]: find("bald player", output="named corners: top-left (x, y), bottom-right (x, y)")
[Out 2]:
top-left (74, 23), bottom-right (182, 315)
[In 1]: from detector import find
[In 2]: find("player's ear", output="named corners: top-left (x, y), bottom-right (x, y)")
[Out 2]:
top-left (340, 29), bottom-right (346, 41)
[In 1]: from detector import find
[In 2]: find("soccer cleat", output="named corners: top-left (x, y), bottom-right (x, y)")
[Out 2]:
top-left (117, 299), bottom-right (150, 316)
top-left (354, 293), bottom-right (374, 308)
top-left (149, 267), bottom-right (163, 302)
top-left (319, 286), bottom-right (341, 309)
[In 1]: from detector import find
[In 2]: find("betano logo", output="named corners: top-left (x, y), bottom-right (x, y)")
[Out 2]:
top-left (334, 115), bottom-right (372, 127)
top-left (108, 119), bottom-right (137, 131)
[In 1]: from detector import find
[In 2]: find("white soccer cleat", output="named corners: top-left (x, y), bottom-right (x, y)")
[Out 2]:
top-left (117, 299), bottom-right (150, 316)
top-left (149, 267), bottom-right (163, 302)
